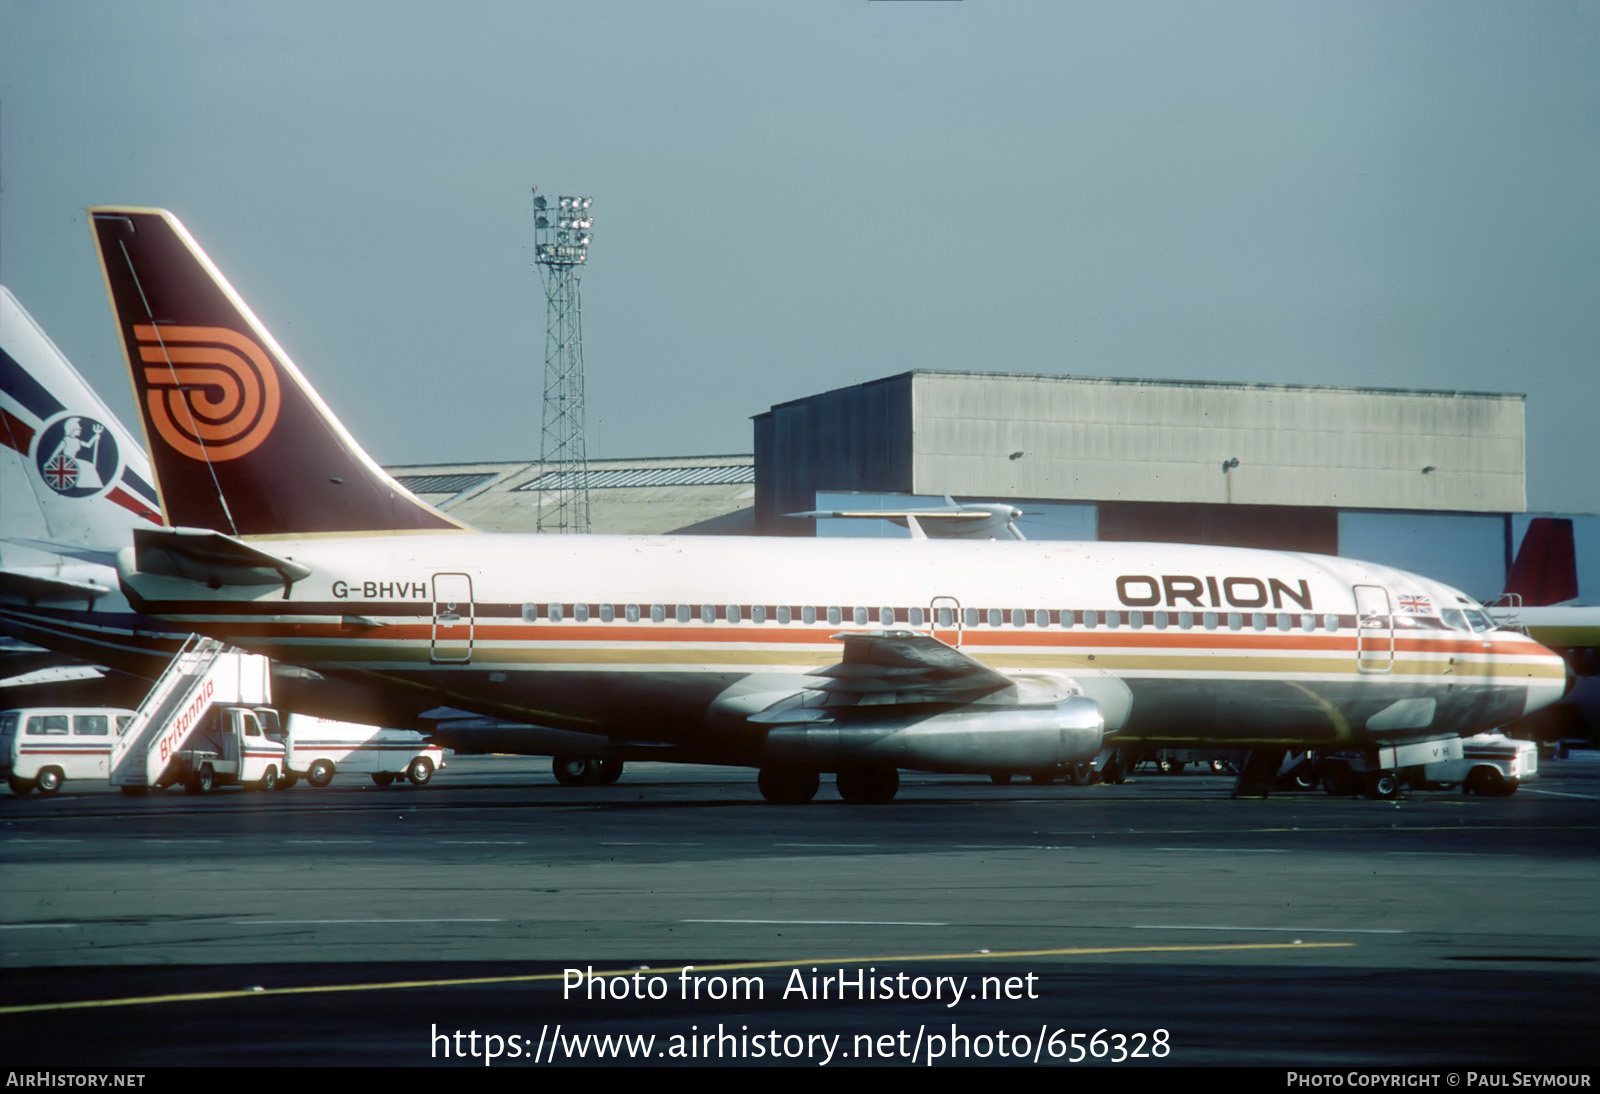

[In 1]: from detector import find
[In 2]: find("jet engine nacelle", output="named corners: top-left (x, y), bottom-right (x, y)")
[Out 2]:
top-left (762, 696), bottom-right (1106, 774)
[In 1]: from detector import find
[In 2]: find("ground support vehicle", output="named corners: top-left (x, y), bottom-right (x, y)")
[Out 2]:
top-left (2, 707), bottom-right (135, 794)
top-left (282, 715), bottom-right (447, 788)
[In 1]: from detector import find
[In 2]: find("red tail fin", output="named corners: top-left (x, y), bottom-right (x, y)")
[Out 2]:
top-left (1505, 518), bottom-right (1579, 606)
top-left (89, 208), bottom-right (469, 537)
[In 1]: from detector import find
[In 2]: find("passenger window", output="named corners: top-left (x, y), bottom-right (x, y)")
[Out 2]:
top-left (1154, 611), bottom-right (1168, 630)
top-left (1203, 612), bottom-right (1218, 630)
top-left (910, 607), bottom-right (925, 627)
top-left (548, 603), bottom-right (563, 623)
top-left (777, 606), bottom-right (792, 624)
top-left (753, 606), bottom-right (768, 624)
top-left (1106, 611), bottom-right (1121, 628)
top-left (1084, 610), bottom-right (1098, 629)
top-left (522, 603), bottom-right (540, 622)
top-left (1130, 610), bottom-right (1144, 629)
top-left (987, 608), bottom-right (1002, 628)
top-left (964, 608), bottom-right (979, 626)
top-left (1301, 614), bottom-right (1315, 633)
top-left (1228, 612), bottom-right (1243, 631)
top-left (1178, 611), bottom-right (1193, 629)
top-left (853, 606), bottom-right (868, 626)
top-left (878, 607), bottom-right (892, 626)
top-left (1323, 613), bottom-right (1338, 632)
top-left (1252, 613), bottom-right (1267, 631)
top-left (27, 716), bottom-right (68, 736)
top-left (73, 715), bottom-right (109, 737)
top-left (1276, 613), bottom-right (1291, 632)
top-left (938, 608), bottom-right (954, 626)
top-left (676, 605), bottom-right (691, 624)
top-left (1011, 609), bottom-right (1026, 628)
top-left (574, 604), bottom-right (589, 623)
top-left (727, 605), bottom-right (742, 624)
top-left (803, 606), bottom-right (818, 625)
top-left (625, 604), bottom-right (640, 623)
top-left (1060, 610), bottom-right (1074, 628)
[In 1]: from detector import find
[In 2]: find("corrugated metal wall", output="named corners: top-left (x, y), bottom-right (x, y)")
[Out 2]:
top-left (910, 372), bottom-right (1525, 512)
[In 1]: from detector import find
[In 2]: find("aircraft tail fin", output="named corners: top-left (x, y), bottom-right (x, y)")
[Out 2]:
top-left (1505, 517), bottom-right (1579, 607)
top-left (1, 286), bottom-right (162, 566)
top-left (88, 208), bottom-right (469, 537)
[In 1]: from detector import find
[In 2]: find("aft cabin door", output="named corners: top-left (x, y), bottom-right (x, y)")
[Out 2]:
top-left (1353, 584), bottom-right (1394, 674)
top-left (431, 573), bottom-right (475, 664)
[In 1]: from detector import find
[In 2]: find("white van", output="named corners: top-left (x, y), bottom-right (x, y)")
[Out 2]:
top-left (280, 715), bottom-right (447, 788)
top-left (2, 707), bottom-right (137, 794)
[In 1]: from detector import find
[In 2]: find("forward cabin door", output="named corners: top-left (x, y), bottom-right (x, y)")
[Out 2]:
top-left (1354, 584), bottom-right (1394, 674)
top-left (431, 573), bottom-right (475, 664)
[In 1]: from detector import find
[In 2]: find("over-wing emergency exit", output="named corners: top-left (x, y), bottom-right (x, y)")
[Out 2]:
top-left (91, 207), bottom-right (1570, 802)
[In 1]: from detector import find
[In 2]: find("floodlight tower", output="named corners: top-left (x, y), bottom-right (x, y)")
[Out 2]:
top-left (532, 190), bottom-right (595, 533)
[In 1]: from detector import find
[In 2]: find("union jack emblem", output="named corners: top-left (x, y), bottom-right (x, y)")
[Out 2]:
top-left (1397, 594), bottom-right (1432, 614)
top-left (43, 454), bottom-right (78, 491)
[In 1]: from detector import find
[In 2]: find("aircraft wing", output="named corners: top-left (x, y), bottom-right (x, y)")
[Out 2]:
top-left (131, 527), bottom-right (312, 590)
top-left (748, 630), bottom-right (1013, 722)
top-left (0, 569), bottom-right (114, 606)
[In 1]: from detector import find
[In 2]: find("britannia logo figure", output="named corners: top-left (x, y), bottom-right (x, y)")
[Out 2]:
top-left (35, 415), bottom-right (119, 498)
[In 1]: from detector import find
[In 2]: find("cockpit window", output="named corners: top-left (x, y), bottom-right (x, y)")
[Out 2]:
top-left (1440, 609), bottom-right (1468, 632)
top-left (1464, 609), bottom-right (1493, 633)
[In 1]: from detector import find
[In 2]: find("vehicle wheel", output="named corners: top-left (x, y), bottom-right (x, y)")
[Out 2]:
top-left (119, 785), bottom-right (148, 797)
top-left (372, 772), bottom-right (396, 786)
top-left (1210, 758), bottom-right (1227, 773)
top-left (552, 755), bottom-right (594, 787)
top-left (1029, 771), bottom-right (1056, 786)
top-left (1364, 771), bottom-right (1401, 800)
top-left (593, 759), bottom-right (623, 785)
top-left (758, 767), bottom-right (820, 804)
top-left (7, 774), bottom-right (34, 796)
top-left (280, 773), bottom-right (299, 789)
top-left (989, 773), bottom-right (1013, 785)
top-left (1467, 767), bottom-right (1511, 797)
top-left (306, 759), bottom-right (335, 788)
top-left (407, 756), bottom-right (435, 786)
top-left (186, 764), bottom-right (214, 795)
top-left (1065, 761), bottom-right (1097, 786)
top-left (1156, 755), bottom-right (1174, 774)
top-left (258, 766), bottom-right (279, 792)
top-left (836, 766), bottom-right (899, 804)
top-left (36, 767), bottom-right (64, 795)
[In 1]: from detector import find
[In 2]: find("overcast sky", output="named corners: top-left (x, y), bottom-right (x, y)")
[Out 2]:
top-left (2, 1), bottom-right (1596, 512)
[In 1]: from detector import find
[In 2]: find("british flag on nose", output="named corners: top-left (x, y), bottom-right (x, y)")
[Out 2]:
top-left (1397, 594), bottom-right (1433, 614)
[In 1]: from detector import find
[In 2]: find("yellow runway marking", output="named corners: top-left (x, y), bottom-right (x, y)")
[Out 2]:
top-left (0, 942), bottom-right (1351, 1015)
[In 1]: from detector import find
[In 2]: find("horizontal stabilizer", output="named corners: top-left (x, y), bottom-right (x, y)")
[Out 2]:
top-left (0, 569), bottom-right (113, 606)
top-left (132, 527), bottom-right (311, 590)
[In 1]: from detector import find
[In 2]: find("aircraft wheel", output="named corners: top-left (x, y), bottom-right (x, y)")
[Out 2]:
top-left (1363, 771), bottom-right (1401, 800)
top-left (258, 765), bottom-right (279, 792)
top-left (372, 772), bottom-right (397, 786)
top-left (35, 767), bottom-right (64, 795)
top-left (306, 759), bottom-right (335, 788)
top-left (407, 757), bottom-right (435, 786)
top-left (836, 766), bottom-right (899, 804)
top-left (1065, 761), bottom-right (1097, 786)
top-left (7, 775), bottom-right (35, 796)
top-left (758, 767), bottom-right (820, 804)
top-left (989, 773), bottom-right (1013, 785)
top-left (552, 755), bottom-right (595, 786)
top-left (594, 759), bottom-right (624, 785)
top-left (1100, 753), bottom-right (1127, 785)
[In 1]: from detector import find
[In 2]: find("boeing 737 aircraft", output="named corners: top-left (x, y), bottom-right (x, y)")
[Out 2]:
top-left (89, 207), bottom-right (1570, 802)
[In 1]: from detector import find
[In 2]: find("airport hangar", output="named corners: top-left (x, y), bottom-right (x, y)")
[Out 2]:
top-left (388, 369), bottom-right (1594, 610)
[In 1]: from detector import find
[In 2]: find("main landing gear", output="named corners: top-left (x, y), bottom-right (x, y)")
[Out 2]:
top-left (551, 755), bottom-right (624, 787)
top-left (756, 766), bottom-right (900, 804)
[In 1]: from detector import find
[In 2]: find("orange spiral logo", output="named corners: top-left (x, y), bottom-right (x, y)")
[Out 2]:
top-left (134, 325), bottom-right (282, 462)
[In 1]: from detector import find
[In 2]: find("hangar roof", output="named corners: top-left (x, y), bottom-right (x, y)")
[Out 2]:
top-left (386, 454), bottom-right (756, 535)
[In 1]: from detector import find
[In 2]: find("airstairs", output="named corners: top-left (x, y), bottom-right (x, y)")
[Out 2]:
top-left (109, 635), bottom-right (272, 789)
